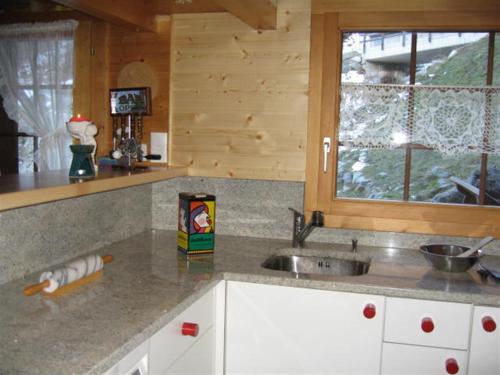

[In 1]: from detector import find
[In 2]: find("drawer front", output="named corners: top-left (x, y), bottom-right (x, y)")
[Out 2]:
top-left (468, 306), bottom-right (500, 375)
top-left (149, 287), bottom-right (215, 375)
top-left (381, 343), bottom-right (468, 375)
top-left (384, 297), bottom-right (472, 349)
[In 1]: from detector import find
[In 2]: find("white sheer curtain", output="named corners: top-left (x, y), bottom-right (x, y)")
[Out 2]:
top-left (0, 20), bottom-right (77, 171)
top-left (340, 83), bottom-right (500, 155)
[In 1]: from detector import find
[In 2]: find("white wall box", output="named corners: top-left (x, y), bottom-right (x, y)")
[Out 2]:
top-left (225, 281), bottom-right (385, 374)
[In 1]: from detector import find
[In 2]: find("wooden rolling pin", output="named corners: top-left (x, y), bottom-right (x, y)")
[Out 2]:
top-left (24, 254), bottom-right (113, 296)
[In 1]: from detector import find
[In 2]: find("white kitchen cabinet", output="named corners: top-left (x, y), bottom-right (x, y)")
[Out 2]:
top-left (382, 297), bottom-right (472, 375)
top-left (149, 281), bottom-right (225, 375)
top-left (381, 343), bottom-right (468, 375)
top-left (225, 281), bottom-right (385, 374)
top-left (163, 327), bottom-right (215, 374)
top-left (468, 305), bottom-right (500, 375)
top-left (103, 340), bottom-right (149, 375)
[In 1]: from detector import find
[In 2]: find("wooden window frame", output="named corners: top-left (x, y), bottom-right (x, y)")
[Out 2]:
top-left (305, 11), bottom-right (500, 238)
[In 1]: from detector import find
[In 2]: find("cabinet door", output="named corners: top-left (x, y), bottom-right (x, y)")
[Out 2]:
top-left (468, 306), bottom-right (500, 375)
top-left (164, 327), bottom-right (214, 375)
top-left (381, 343), bottom-right (467, 375)
top-left (225, 281), bottom-right (384, 374)
top-left (150, 281), bottom-right (225, 375)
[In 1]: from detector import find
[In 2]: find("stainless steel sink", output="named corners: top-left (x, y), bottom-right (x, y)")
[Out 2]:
top-left (262, 250), bottom-right (370, 277)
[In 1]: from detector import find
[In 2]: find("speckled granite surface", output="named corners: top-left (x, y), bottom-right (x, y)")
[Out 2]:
top-left (1, 230), bottom-right (500, 374)
top-left (0, 185), bottom-right (152, 285)
top-left (152, 177), bottom-right (497, 250)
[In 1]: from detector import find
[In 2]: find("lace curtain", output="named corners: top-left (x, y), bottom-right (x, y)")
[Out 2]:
top-left (340, 83), bottom-right (500, 155)
top-left (0, 20), bottom-right (77, 171)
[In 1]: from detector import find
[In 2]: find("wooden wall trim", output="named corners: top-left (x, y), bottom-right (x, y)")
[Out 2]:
top-left (313, 0), bottom-right (500, 14)
top-left (304, 14), bottom-right (324, 211)
top-left (52, 0), bottom-right (158, 32)
top-left (338, 12), bottom-right (500, 31)
top-left (0, 167), bottom-right (187, 212)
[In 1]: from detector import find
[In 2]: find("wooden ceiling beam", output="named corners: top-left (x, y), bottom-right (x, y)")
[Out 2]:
top-left (51, 0), bottom-right (159, 32)
top-left (213, 0), bottom-right (276, 30)
top-left (313, 0), bottom-right (500, 14)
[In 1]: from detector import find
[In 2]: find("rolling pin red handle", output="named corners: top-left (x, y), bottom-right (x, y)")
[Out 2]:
top-left (23, 279), bottom-right (50, 296)
top-left (102, 255), bottom-right (113, 264)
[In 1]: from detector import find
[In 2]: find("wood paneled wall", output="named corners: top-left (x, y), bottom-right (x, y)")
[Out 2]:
top-left (103, 17), bottom-right (171, 158)
top-left (170, 0), bottom-right (311, 181)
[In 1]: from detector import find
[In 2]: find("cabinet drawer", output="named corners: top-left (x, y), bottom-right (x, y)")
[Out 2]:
top-left (384, 297), bottom-right (471, 349)
top-left (381, 343), bottom-right (468, 375)
top-left (468, 306), bottom-right (500, 375)
top-left (149, 287), bottom-right (215, 375)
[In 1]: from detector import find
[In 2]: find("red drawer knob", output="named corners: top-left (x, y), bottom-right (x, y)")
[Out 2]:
top-left (482, 316), bottom-right (497, 332)
top-left (181, 322), bottom-right (199, 337)
top-left (363, 303), bottom-right (376, 319)
top-left (421, 317), bottom-right (434, 333)
top-left (445, 358), bottom-right (459, 374)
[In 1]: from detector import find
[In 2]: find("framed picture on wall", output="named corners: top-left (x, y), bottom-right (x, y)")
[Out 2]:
top-left (110, 87), bottom-right (152, 116)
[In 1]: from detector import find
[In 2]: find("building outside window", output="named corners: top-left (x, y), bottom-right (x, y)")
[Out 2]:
top-left (337, 31), bottom-right (500, 206)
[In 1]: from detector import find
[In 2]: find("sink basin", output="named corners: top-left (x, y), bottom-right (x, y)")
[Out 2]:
top-left (262, 250), bottom-right (370, 277)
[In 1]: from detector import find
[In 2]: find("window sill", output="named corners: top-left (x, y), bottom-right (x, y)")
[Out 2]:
top-left (0, 165), bottom-right (188, 212)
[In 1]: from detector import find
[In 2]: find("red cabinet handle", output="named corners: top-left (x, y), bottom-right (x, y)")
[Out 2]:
top-left (181, 322), bottom-right (199, 337)
top-left (421, 317), bottom-right (434, 333)
top-left (482, 316), bottom-right (497, 332)
top-left (445, 358), bottom-right (459, 374)
top-left (363, 303), bottom-right (376, 319)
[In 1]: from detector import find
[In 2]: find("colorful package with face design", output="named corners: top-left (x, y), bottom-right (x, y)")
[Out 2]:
top-left (178, 193), bottom-right (216, 255)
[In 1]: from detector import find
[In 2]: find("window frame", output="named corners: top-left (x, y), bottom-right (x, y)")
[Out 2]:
top-left (305, 11), bottom-right (500, 238)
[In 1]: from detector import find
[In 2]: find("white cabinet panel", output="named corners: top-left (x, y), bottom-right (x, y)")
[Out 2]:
top-left (149, 285), bottom-right (216, 375)
top-left (104, 340), bottom-right (149, 375)
top-left (468, 305), bottom-right (500, 375)
top-left (381, 343), bottom-right (468, 375)
top-left (225, 281), bottom-right (384, 375)
top-left (164, 327), bottom-right (214, 375)
top-left (384, 297), bottom-right (472, 350)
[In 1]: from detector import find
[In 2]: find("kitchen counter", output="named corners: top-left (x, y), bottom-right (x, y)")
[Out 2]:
top-left (0, 166), bottom-right (187, 212)
top-left (1, 230), bottom-right (499, 374)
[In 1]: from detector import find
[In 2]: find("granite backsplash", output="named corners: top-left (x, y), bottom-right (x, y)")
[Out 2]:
top-left (152, 177), bottom-right (485, 249)
top-left (1, 176), bottom-right (490, 285)
top-left (0, 184), bottom-right (151, 284)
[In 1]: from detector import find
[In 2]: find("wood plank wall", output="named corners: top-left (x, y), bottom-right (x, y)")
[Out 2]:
top-left (170, 0), bottom-right (311, 181)
top-left (103, 17), bottom-right (171, 158)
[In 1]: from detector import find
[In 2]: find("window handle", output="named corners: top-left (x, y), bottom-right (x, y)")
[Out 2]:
top-left (323, 137), bottom-right (331, 173)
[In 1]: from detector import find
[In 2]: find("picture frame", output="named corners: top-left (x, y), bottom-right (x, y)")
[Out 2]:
top-left (109, 87), bottom-right (152, 116)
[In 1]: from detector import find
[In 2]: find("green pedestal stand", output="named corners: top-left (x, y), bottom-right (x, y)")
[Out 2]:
top-left (69, 145), bottom-right (95, 179)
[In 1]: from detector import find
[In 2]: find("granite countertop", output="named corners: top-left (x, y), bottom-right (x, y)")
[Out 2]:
top-left (1, 230), bottom-right (499, 374)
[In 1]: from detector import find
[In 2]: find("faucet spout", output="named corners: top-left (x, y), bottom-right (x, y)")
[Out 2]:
top-left (289, 208), bottom-right (324, 248)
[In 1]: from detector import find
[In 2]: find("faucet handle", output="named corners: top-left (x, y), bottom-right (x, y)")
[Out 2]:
top-left (352, 239), bottom-right (358, 253)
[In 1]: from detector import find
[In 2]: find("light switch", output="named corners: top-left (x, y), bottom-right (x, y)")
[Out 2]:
top-left (150, 132), bottom-right (168, 163)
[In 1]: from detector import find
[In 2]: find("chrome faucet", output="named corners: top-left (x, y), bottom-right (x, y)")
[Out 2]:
top-left (289, 208), bottom-right (324, 248)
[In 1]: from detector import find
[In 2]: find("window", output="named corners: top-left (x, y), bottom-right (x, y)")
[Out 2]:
top-left (306, 11), bottom-right (500, 237)
top-left (0, 20), bottom-right (77, 173)
top-left (338, 31), bottom-right (499, 206)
